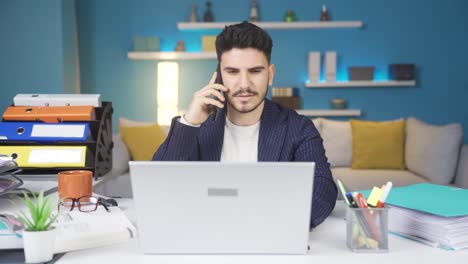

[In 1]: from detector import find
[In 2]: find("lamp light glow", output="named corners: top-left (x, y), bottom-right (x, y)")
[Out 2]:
top-left (157, 62), bottom-right (179, 125)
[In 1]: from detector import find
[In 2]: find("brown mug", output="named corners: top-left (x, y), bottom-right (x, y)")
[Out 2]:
top-left (58, 170), bottom-right (93, 200)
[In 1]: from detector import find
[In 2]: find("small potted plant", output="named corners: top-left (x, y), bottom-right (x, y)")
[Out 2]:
top-left (17, 191), bottom-right (60, 263)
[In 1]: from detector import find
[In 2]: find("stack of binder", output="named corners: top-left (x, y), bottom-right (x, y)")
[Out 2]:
top-left (0, 94), bottom-right (113, 179)
top-left (368, 183), bottom-right (468, 250)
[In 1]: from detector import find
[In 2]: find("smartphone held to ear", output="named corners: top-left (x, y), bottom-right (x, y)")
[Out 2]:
top-left (215, 64), bottom-right (223, 85)
top-left (207, 64), bottom-right (224, 113)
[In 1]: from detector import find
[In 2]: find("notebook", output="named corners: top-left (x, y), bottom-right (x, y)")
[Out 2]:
top-left (129, 161), bottom-right (315, 255)
top-left (364, 183), bottom-right (468, 217)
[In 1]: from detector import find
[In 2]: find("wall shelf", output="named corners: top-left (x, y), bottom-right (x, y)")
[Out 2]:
top-left (296, 109), bottom-right (361, 117)
top-left (128, 51), bottom-right (216, 60)
top-left (178, 21), bottom-right (363, 30)
top-left (304, 80), bottom-right (416, 88)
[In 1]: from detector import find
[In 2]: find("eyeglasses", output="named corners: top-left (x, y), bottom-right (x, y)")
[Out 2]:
top-left (57, 196), bottom-right (117, 212)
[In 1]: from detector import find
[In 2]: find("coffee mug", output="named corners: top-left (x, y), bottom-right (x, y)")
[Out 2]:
top-left (58, 170), bottom-right (93, 199)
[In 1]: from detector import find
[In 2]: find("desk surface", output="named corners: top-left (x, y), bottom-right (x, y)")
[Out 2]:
top-left (55, 201), bottom-right (468, 264)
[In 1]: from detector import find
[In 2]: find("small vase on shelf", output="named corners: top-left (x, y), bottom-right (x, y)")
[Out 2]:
top-left (203, 1), bottom-right (214, 22)
top-left (175, 41), bottom-right (185, 51)
top-left (331, 98), bottom-right (347, 109)
top-left (249, 0), bottom-right (259, 22)
top-left (189, 3), bottom-right (198, 22)
top-left (283, 10), bottom-right (297, 22)
top-left (320, 5), bottom-right (329, 21)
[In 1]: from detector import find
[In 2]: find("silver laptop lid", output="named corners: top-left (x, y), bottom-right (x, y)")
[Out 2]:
top-left (129, 161), bottom-right (314, 255)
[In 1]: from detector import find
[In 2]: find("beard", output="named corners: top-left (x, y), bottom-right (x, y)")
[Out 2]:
top-left (226, 87), bottom-right (267, 114)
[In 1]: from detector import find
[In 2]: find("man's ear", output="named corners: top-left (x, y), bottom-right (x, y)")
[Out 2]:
top-left (268, 64), bottom-right (275, 86)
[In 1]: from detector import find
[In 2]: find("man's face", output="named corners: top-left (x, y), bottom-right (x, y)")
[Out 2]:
top-left (220, 48), bottom-right (275, 114)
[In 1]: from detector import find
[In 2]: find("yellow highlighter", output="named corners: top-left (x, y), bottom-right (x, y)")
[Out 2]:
top-left (367, 186), bottom-right (383, 207)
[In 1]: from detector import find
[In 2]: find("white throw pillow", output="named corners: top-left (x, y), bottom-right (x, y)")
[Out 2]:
top-left (112, 134), bottom-right (131, 175)
top-left (405, 117), bottom-right (463, 184)
top-left (321, 119), bottom-right (352, 167)
top-left (311, 118), bottom-right (322, 134)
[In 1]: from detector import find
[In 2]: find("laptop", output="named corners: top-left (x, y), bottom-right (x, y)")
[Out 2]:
top-left (129, 161), bottom-right (315, 255)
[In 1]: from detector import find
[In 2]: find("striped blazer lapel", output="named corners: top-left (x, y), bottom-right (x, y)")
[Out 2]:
top-left (258, 100), bottom-right (287, 161)
top-left (199, 110), bottom-right (225, 161)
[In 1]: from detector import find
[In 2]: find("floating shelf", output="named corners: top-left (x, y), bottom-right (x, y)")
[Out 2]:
top-left (296, 109), bottom-right (361, 117)
top-left (178, 21), bottom-right (363, 30)
top-left (127, 51), bottom-right (216, 60)
top-left (305, 80), bottom-right (416, 88)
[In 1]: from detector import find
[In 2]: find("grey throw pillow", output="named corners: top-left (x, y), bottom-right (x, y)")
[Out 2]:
top-left (405, 117), bottom-right (463, 184)
top-left (321, 119), bottom-right (352, 167)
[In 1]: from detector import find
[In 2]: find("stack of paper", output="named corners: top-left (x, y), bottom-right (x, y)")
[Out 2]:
top-left (388, 205), bottom-right (468, 250)
top-left (383, 183), bottom-right (468, 250)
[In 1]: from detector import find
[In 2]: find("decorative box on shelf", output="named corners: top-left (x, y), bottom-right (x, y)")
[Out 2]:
top-left (272, 96), bottom-right (301, 110)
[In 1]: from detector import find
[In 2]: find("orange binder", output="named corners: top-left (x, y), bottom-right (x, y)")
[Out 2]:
top-left (2, 106), bottom-right (96, 123)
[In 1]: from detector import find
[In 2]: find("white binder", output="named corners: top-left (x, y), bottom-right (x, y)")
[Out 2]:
top-left (308, 52), bottom-right (321, 82)
top-left (13, 94), bottom-right (101, 107)
top-left (325, 51), bottom-right (337, 82)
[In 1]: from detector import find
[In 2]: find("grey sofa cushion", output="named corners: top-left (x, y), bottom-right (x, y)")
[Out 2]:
top-left (405, 117), bottom-right (463, 185)
top-left (112, 134), bottom-right (131, 175)
top-left (332, 167), bottom-right (427, 198)
top-left (321, 119), bottom-right (352, 167)
top-left (455, 145), bottom-right (468, 189)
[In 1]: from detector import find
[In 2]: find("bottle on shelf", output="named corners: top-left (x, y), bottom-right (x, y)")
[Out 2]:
top-left (203, 1), bottom-right (214, 22)
top-left (249, 0), bottom-right (259, 22)
top-left (189, 3), bottom-right (198, 22)
top-left (175, 41), bottom-right (186, 51)
top-left (320, 5), bottom-right (329, 21)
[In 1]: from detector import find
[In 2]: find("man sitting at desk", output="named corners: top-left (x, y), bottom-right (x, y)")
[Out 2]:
top-left (153, 21), bottom-right (337, 228)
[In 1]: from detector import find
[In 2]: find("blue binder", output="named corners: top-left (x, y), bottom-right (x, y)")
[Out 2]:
top-left (0, 122), bottom-right (89, 142)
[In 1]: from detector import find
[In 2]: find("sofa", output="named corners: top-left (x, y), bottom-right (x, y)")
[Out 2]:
top-left (94, 117), bottom-right (468, 198)
top-left (313, 117), bottom-right (467, 196)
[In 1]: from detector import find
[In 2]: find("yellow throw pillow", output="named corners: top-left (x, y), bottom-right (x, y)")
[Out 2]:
top-left (119, 123), bottom-right (166, 161)
top-left (350, 119), bottom-right (406, 169)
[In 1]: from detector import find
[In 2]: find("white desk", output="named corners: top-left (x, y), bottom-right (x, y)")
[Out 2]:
top-left (55, 201), bottom-right (468, 264)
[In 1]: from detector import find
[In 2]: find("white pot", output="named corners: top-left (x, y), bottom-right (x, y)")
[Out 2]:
top-left (22, 228), bottom-right (57, 263)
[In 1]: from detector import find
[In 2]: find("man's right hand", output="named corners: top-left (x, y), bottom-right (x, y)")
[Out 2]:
top-left (184, 72), bottom-right (229, 126)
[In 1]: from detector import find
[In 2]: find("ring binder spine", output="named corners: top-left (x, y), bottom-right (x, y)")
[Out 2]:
top-left (0, 101), bottom-right (113, 179)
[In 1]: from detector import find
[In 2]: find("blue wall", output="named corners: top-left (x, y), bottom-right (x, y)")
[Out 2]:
top-left (0, 0), bottom-right (77, 110)
top-left (3, 0), bottom-right (467, 142)
top-left (0, 0), bottom-right (64, 110)
top-left (62, 0), bottom-right (78, 94)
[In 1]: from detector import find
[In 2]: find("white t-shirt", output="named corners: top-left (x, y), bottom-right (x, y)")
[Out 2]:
top-left (220, 118), bottom-right (259, 162)
top-left (179, 116), bottom-right (260, 162)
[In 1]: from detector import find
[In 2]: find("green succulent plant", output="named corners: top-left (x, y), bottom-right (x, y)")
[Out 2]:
top-left (17, 191), bottom-right (59, 231)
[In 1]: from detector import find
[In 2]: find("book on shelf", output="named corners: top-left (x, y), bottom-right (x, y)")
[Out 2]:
top-left (271, 87), bottom-right (300, 109)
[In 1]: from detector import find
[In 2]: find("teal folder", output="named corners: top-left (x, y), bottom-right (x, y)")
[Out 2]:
top-left (362, 183), bottom-right (468, 217)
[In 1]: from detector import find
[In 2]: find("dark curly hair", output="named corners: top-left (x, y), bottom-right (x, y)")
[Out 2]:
top-left (215, 21), bottom-right (273, 63)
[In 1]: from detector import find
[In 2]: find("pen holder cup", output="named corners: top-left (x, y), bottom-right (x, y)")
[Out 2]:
top-left (346, 207), bottom-right (389, 253)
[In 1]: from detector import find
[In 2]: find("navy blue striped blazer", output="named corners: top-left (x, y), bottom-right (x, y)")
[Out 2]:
top-left (153, 99), bottom-right (337, 228)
